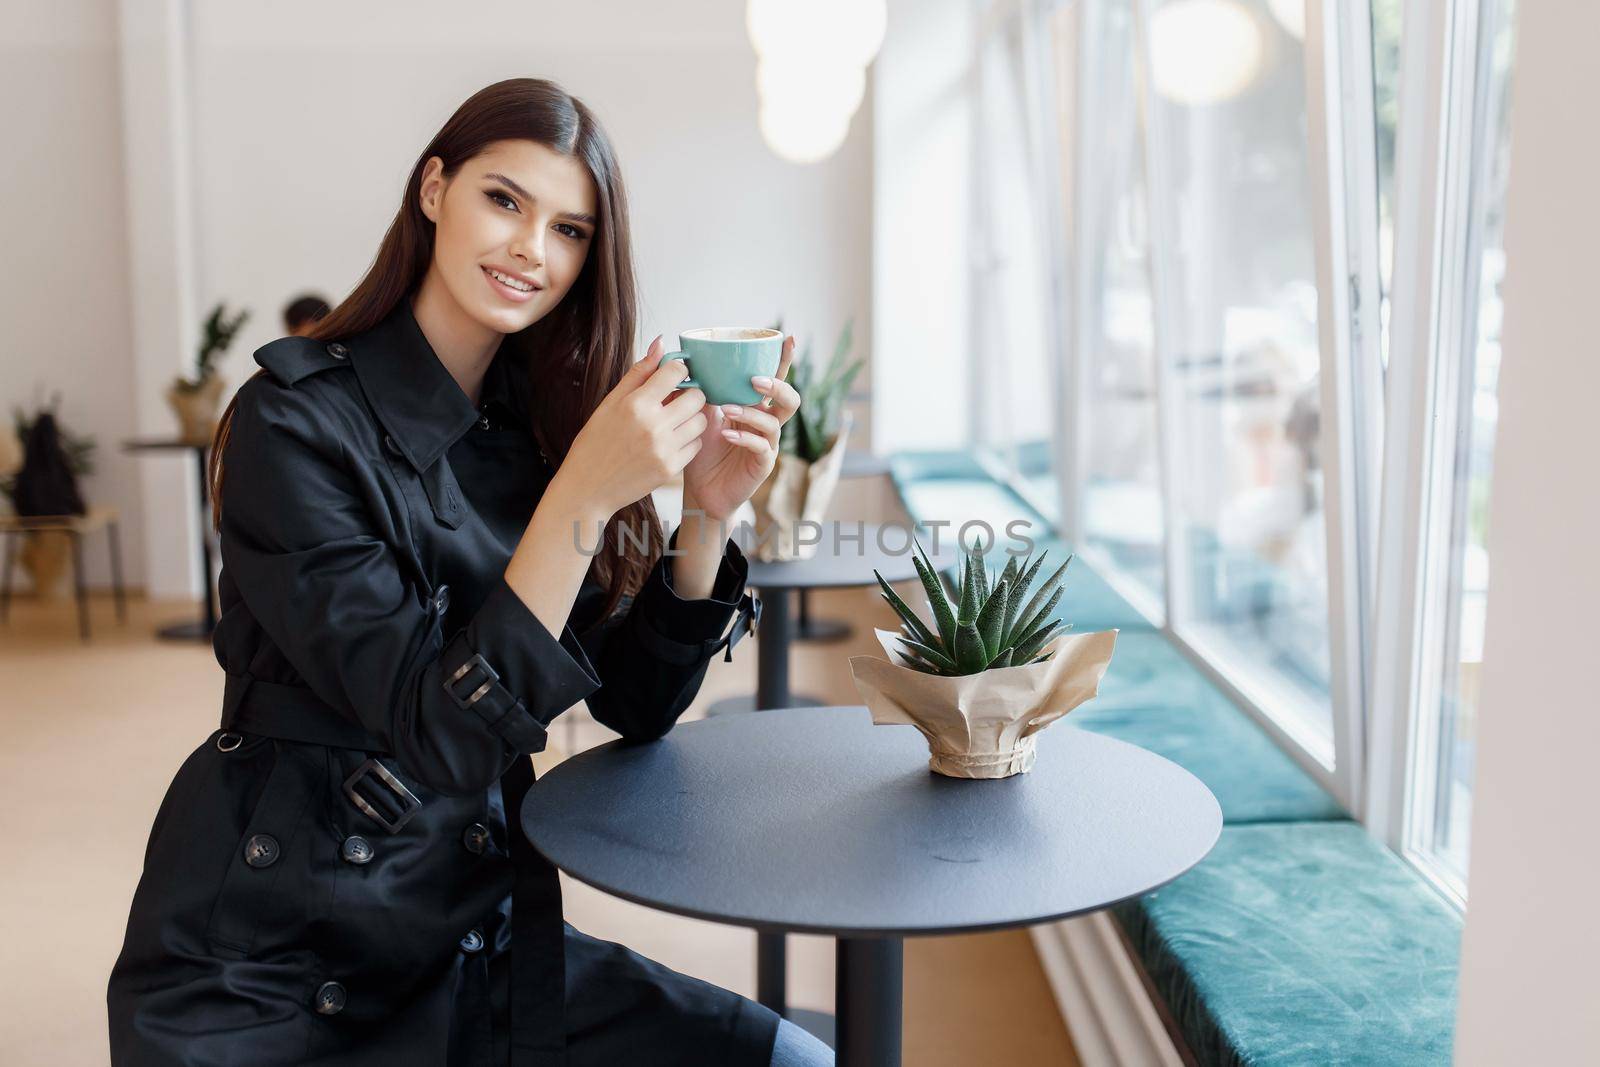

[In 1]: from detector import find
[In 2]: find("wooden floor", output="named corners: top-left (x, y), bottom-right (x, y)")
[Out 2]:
top-left (0, 585), bottom-right (1079, 1066)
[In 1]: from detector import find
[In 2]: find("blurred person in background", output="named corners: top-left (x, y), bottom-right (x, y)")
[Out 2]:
top-left (107, 78), bottom-right (829, 1067)
top-left (283, 292), bottom-right (332, 336)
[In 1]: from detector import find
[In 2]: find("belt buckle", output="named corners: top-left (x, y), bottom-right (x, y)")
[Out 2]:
top-left (444, 652), bottom-right (499, 711)
top-left (342, 758), bottom-right (422, 834)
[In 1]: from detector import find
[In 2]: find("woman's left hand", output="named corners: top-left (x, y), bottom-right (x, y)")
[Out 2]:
top-left (681, 335), bottom-right (800, 522)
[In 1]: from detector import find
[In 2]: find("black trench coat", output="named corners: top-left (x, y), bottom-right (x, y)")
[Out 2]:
top-left (108, 302), bottom-right (777, 1067)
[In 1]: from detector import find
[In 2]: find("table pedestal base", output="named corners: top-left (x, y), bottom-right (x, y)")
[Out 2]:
top-left (156, 618), bottom-right (215, 642)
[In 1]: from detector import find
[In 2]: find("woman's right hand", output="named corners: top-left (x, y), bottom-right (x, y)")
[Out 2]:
top-left (557, 336), bottom-right (710, 519)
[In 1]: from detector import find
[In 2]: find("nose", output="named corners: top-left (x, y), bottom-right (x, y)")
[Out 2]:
top-left (508, 225), bottom-right (544, 270)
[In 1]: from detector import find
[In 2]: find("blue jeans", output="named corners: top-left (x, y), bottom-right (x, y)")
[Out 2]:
top-left (769, 1017), bottom-right (834, 1066)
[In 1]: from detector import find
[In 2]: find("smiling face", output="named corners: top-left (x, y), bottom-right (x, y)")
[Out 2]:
top-left (416, 139), bottom-right (599, 339)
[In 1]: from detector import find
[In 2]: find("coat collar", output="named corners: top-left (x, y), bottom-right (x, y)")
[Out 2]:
top-left (347, 301), bottom-right (520, 473)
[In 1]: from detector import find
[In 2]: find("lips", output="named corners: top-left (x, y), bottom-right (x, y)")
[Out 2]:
top-left (482, 265), bottom-right (541, 303)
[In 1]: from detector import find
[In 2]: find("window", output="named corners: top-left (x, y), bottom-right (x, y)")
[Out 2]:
top-left (973, 4), bottom-right (1062, 527)
top-left (1141, 0), bottom-right (1335, 750)
top-left (1066, 0), bottom-right (1167, 616)
top-left (1017, 0), bottom-right (1514, 891)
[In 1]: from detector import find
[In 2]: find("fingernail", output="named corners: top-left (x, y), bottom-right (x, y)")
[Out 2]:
top-left (721, 429), bottom-right (741, 441)
top-left (752, 376), bottom-right (773, 389)
top-left (723, 404), bottom-right (743, 417)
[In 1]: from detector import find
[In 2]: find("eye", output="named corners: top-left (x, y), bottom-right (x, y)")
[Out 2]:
top-left (486, 190), bottom-right (517, 211)
top-left (555, 223), bottom-right (589, 240)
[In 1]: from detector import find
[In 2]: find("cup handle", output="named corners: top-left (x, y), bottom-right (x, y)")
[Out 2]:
top-left (664, 352), bottom-right (698, 389)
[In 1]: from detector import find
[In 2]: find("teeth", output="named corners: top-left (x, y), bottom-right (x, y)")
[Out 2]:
top-left (487, 268), bottom-right (534, 292)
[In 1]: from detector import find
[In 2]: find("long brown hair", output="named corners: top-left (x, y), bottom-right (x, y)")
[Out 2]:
top-left (209, 77), bottom-right (661, 622)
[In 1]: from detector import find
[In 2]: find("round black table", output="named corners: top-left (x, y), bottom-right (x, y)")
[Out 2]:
top-left (523, 706), bottom-right (1222, 1066)
top-left (794, 451), bottom-right (895, 643)
top-left (123, 439), bottom-right (216, 641)
top-left (708, 520), bottom-right (961, 716)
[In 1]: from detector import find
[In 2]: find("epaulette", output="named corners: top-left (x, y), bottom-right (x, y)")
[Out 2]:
top-left (253, 335), bottom-right (353, 387)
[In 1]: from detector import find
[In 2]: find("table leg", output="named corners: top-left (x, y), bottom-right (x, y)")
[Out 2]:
top-left (108, 520), bottom-right (127, 623)
top-left (196, 446), bottom-right (217, 633)
top-left (157, 447), bottom-right (215, 641)
top-left (757, 931), bottom-right (786, 1014)
top-left (795, 588), bottom-right (853, 643)
top-left (755, 586), bottom-right (790, 710)
top-left (1, 532), bottom-right (16, 622)
top-left (836, 937), bottom-right (903, 1067)
top-left (70, 530), bottom-right (89, 641)
top-left (706, 585), bottom-right (827, 716)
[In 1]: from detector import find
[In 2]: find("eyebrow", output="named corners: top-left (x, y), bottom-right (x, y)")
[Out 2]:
top-left (483, 172), bottom-right (598, 226)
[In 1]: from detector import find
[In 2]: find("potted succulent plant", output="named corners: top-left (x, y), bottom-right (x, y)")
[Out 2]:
top-left (849, 537), bottom-right (1119, 778)
top-left (748, 316), bottom-right (864, 561)
top-left (168, 302), bottom-right (249, 445)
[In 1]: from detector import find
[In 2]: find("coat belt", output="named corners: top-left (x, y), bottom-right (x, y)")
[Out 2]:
top-left (221, 673), bottom-right (390, 751)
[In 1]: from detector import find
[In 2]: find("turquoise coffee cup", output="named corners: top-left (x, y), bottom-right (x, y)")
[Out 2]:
top-left (667, 327), bottom-right (784, 406)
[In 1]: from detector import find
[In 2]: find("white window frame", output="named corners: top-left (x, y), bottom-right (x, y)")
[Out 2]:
top-left (1368, 0), bottom-right (1507, 909)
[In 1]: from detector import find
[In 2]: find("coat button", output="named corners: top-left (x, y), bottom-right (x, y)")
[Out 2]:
top-left (459, 929), bottom-right (485, 954)
top-left (340, 835), bottom-right (374, 865)
top-left (327, 342), bottom-right (348, 359)
top-left (384, 434), bottom-right (403, 456)
top-left (314, 980), bottom-right (347, 1015)
top-left (462, 823), bottom-right (492, 855)
top-left (243, 834), bottom-right (280, 868)
top-left (432, 585), bottom-right (451, 614)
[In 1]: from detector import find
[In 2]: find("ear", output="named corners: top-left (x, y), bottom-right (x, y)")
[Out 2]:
top-left (418, 156), bottom-right (447, 223)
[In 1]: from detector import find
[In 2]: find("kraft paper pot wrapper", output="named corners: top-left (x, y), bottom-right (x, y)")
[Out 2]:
top-left (849, 628), bottom-right (1119, 779)
top-left (748, 412), bottom-right (851, 562)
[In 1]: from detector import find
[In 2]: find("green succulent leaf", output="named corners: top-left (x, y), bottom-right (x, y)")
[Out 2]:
top-left (875, 572), bottom-right (938, 648)
top-left (958, 551), bottom-right (981, 625)
top-left (988, 647), bottom-right (1014, 669)
top-left (1011, 585), bottom-right (1066, 652)
top-left (1012, 621), bottom-right (1067, 664)
top-left (911, 551), bottom-right (957, 647)
top-left (1002, 552), bottom-right (1045, 644)
top-left (953, 621), bottom-right (989, 674)
top-left (895, 635), bottom-right (958, 673)
top-left (975, 578), bottom-right (1009, 661)
top-left (1011, 555), bottom-right (1072, 644)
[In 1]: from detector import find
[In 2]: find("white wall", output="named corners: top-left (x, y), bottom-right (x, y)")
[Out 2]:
top-left (0, 1), bottom-right (146, 591)
top-left (871, 0), bottom-right (975, 454)
top-left (1453, 1), bottom-right (1600, 1059)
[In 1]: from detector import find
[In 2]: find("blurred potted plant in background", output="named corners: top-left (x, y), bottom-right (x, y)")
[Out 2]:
top-left (1, 398), bottom-right (97, 599)
top-left (168, 302), bottom-right (249, 445)
top-left (748, 315), bottom-right (864, 561)
top-left (850, 537), bottom-right (1119, 779)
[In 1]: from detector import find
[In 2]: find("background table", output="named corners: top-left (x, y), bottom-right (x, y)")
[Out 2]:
top-left (122, 439), bottom-right (215, 640)
top-left (523, 706), bottom-right (1222, 1065)
top-left (708, 520), bottom-right (962, 717)
top-left (795, 450), bottom-right (896, 643)
top-left (0, 504), bottom-right (126, 641)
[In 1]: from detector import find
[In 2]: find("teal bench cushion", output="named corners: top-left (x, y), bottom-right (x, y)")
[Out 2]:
top-left (1113, 821), bottom-right (1462, 1066)
top-left (1072, 635), bottom-right (1346, 824)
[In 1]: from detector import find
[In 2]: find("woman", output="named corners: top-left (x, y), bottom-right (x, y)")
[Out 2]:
top-left (108, 78), bottom-right (833, 1067)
